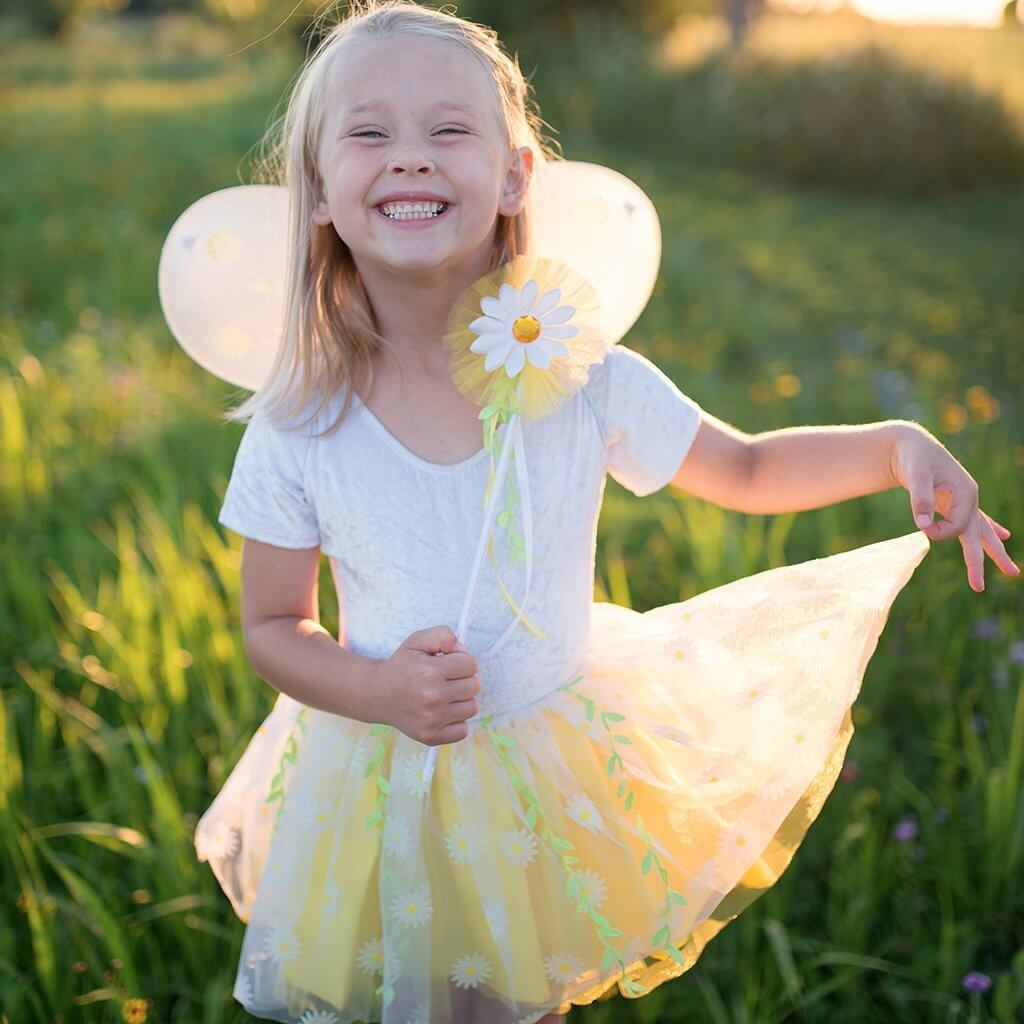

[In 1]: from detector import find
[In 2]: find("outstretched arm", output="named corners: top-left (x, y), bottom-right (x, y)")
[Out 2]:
top-left (669, 412), bottom-right (1018, 592)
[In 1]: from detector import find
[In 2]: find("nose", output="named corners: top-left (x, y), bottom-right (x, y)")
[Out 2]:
top-left (387, 149), bottom-right (436, 175)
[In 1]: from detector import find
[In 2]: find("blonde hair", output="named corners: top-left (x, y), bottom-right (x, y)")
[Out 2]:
top-left (223, 0), bottom-right (562, 439)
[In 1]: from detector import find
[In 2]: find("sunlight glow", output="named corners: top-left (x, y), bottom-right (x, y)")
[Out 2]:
top-left (775, 0), bottom-right (1015, 27)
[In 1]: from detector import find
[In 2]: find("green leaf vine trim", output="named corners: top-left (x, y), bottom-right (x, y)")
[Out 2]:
top-left (559, 677), bottom-right (690, 971)
top-left (362, 723), bottom-right (395, 831)
top-left (477, 700), bottom-right (646, 997)
top-left (264, 706), bottom-right (309, 836)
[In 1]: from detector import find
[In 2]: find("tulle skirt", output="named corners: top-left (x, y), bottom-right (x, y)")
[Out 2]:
top-left (195, 531), bottom-right (930, 1024)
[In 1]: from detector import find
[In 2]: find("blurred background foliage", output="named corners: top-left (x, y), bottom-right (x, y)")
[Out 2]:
top-left (1, 0), bottom-right (1022, 1022)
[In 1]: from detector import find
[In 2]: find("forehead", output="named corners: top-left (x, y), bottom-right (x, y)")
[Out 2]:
top-left (329, 33), bottom-right (502, 129)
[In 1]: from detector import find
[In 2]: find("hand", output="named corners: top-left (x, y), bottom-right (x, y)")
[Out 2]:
top-left (891, 423), bottom-right (1019, 592)
top-left (371, 625), bottom-right (481, 745)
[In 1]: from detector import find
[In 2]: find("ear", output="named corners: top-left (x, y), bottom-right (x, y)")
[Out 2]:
top-left (311, 177), bottom-right (332, 226)
top-left (498, 145), bottom-right (534, 218)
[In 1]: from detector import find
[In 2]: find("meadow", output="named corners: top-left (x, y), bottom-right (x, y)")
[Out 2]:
top-left (1, 7), bottom-right (1022, 1023)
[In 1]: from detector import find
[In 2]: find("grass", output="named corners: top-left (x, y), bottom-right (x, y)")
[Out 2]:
top-left (1, 7), bottom-right (1022, 1023)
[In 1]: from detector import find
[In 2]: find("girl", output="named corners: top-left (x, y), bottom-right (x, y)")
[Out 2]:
top-left (188, 2), bottom-right (1018, 1023)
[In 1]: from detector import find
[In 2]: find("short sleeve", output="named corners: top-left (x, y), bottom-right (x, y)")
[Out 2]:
top-left (594, 345), bottom-right (702, 497)
top-left (217, 407), bottom-right (321, 548)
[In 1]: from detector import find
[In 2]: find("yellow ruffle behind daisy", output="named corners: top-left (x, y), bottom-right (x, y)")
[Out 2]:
top-left (441, 254), bottom-right (609, 422)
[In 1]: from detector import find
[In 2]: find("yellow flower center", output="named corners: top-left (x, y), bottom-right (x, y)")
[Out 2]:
top-left (512, 315), bottom-right (541, 343)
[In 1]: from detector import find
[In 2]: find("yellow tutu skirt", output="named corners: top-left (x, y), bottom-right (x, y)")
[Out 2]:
top-left (196, 531), bottom-right (930, 1023)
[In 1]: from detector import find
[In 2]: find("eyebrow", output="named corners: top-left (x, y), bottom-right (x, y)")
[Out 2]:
top-left (342, 99), bottom-right (477, 117)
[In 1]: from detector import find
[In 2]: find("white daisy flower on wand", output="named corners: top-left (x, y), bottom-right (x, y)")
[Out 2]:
top-left (468, 278), bottom-right (580, 377)
top-left (441, 254), bottom-right (608, 422)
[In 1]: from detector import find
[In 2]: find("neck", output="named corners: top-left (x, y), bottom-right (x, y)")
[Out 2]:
top-left (354, 243), bottom-right (497, 376)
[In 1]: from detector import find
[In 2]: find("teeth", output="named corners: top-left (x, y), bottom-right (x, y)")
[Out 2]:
top-left (379, 201), bottom-right (447, 220)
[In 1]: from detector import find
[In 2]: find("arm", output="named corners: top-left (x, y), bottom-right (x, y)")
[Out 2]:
top-left (749, 420), bottom-right (912, 511)
top-left (671, 414), bottom-right (911, 515)
top-left (238, 538), bottom-right (383, 723)
top-left (670, 414), bottom-right (1018, 591)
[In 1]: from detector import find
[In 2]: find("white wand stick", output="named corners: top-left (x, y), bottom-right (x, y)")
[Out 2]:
top-left (419, 410), bottom-right (519, 785)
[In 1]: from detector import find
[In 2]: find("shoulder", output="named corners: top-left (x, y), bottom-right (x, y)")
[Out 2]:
top-left (581, 343), bottom-right (672, 409)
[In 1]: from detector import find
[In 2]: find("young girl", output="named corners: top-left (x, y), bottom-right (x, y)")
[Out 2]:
top-left (188, 2), bottom-right (1018, 1022)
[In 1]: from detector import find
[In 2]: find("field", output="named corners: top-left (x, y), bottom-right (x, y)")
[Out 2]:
top-left (1, 7), bottom-right (1022, 1023)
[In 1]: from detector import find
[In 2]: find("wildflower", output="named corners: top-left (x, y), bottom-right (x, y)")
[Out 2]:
top-left (970, 618), bottom-right (999, 639)
top-left (893, 816), bottom-right (918, 842)
top-left (961, 971), bottom-right (992, 994)
top-left (121, 999), bottom-right (149, 1024)
top-left (840, 759), bottom-right (861, 782)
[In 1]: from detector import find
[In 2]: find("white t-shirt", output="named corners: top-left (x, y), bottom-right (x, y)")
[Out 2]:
top-left (218, 344), bottom-right (702, 718)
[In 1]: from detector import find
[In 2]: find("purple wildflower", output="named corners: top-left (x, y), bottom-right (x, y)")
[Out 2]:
top-left (971, 713), bottom-right (988, 734)
top-left (1009, 642), bottom-right (1024, 665)
top-left (970, 618), bottom-right (999, 639)
top-left (893, 816), bottom-right (919, 842)
top-left (961, 971), bottom-right (991, 994)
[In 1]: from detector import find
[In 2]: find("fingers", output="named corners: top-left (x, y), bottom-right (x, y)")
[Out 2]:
top-left (978, 512), bottom-right (1021, 579)
top-left (446, 696), bottom-right (481, 722)
top-left (982, 511), bottom-right (1011, 541)
top-left (436, 720), bottom-right (470, 745)
top-left (905, 467), bottom-right (936, 530)
top-left (959, 515), bottom-right (986, 592)
top-left (925, 477), bottom-right (978, 541)
top-left (441, 650), bottom-right (479, 680)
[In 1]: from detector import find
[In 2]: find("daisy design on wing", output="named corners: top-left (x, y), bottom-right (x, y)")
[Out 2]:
top-left (298, 1012), bottom-right (341, 1024)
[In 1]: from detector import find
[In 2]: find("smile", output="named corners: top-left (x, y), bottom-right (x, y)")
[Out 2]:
top-left (373, 202), bottom-right (453, 228)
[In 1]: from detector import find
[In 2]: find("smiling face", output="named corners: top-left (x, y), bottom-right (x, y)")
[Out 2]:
top-left (311, 33), bottom-right (533, 280)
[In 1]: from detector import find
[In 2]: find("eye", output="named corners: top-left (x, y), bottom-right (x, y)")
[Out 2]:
top-left (350, 128), bottom-right (467, 138)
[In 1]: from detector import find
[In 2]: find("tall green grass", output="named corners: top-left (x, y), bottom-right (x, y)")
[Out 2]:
top-left (1, 11), bottom-right (1021, 1024)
